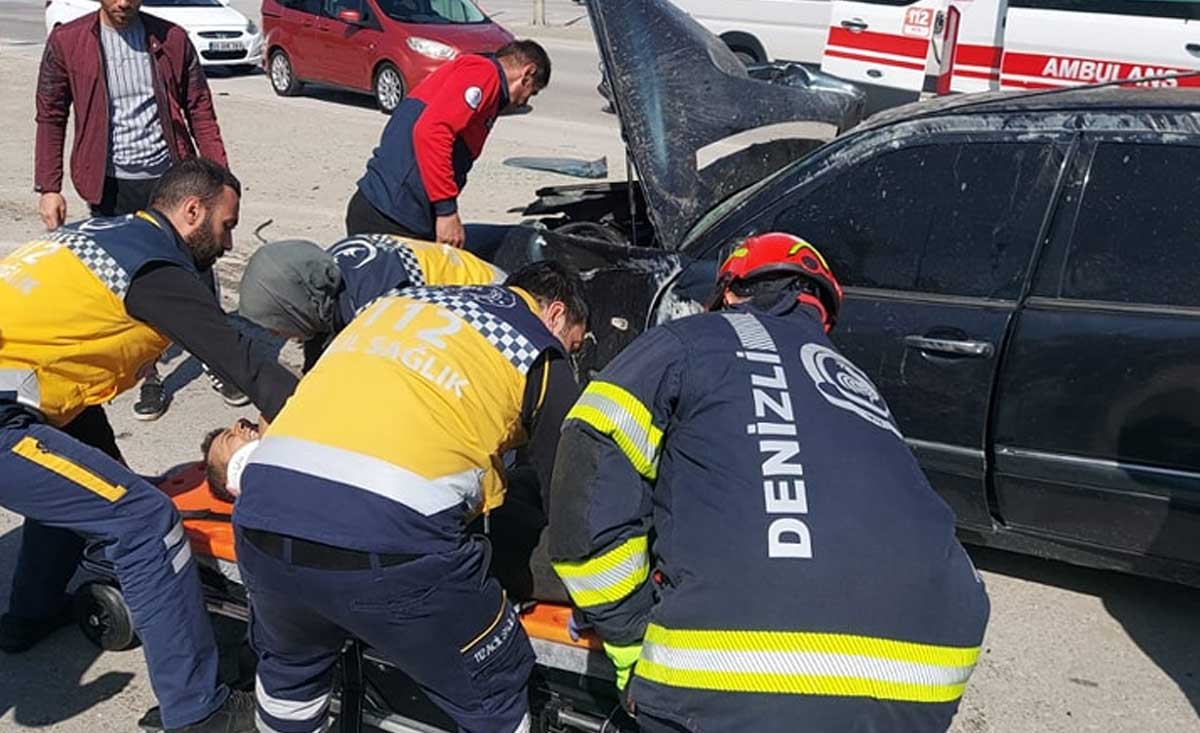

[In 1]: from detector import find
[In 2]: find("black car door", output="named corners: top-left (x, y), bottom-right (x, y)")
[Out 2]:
top-left (991, 134), bottom-right (1200, 568)
top-left (765, 134), bottom-right (1069, 530)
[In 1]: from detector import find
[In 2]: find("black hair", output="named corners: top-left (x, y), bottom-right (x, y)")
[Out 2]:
top-left (504, 260), bottom-right (589, 328)
top-left (200, 427), bottom-right (236, 503)
top-left (498, 39), bottom-right (552, 88)
top-left (149, 158), bottom-right (242, 211)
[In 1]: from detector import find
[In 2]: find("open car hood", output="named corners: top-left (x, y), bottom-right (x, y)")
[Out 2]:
top-left (585, 0), bottom-right (865, 251)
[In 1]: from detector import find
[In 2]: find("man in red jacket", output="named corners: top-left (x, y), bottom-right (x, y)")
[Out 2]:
top-left (34, 0), bottom-right (241, 420)
top-left (347, 40), bottom-right (551, 249)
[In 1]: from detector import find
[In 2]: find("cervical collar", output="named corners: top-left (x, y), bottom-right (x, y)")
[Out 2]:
top-left (225, 440), bottom-right (260, 498)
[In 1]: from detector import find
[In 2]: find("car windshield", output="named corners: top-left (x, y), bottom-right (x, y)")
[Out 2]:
top-left (681, 153), bottom-right (818, 251)
top-left (375, 0), bottom-right (487, 24)
top-left (143, 0), bottom-right (224, 6)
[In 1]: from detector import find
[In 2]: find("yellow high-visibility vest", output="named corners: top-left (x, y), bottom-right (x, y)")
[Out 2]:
top-left (254, 285), bottom-right (562, 517)
top-left (0, 212), bottom-right (197, 426)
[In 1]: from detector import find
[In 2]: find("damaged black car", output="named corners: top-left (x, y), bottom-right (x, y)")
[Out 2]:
top-left (499, 0), bottom-right (1200, 587)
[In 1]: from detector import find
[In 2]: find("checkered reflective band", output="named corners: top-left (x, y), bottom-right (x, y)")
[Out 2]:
top-left (402, 287), bottom-right (543, 373)
top-left (342, 234), bottom-right (426, 287)
top-left (388, 238), bottom-right (425, 287)
top-left (50, 229), bottom-right (131, 298)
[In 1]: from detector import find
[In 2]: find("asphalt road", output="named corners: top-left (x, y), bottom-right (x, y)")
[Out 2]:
top-left (0, 2), bottom-right (1199, 731)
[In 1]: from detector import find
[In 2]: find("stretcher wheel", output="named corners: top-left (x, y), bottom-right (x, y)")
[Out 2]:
top-left (75, 581), bottom-right (139, 651)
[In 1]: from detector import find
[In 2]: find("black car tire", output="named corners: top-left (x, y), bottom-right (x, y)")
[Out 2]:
top-left (733, 50), bottom-right (758, 67)
top-left (75, 581), bottom-right (139, 652)
top-left (374, 62), bottom-right (405, 114)
top-left (269, 49), bottom-right (302, 96)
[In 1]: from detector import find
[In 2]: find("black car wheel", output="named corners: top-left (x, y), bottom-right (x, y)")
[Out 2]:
top-left (374, 62), bottom-right (405, 114)
top-left (733, 49), bottom-right (758, 67)
top-left (269, 49), bottom-right (302, 96)
top-left (75, 581), bottom-right (139, 652)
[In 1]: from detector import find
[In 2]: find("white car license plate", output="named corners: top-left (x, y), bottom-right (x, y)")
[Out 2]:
top-left (211, 40), bottom-right (244, 52)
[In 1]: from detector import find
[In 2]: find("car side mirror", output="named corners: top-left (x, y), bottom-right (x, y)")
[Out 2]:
top-left (337, 8), bottom-right (363, 24)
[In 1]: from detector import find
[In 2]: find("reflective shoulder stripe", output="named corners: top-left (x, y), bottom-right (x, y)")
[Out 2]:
top-left (638, 624), bottom-right (980, 704)
top-left (552, 535), bottom-right (650, 608)
top-left (565, 381), bottom-right (662, 480)
top-left (12, 436), bottom-right (127, 502)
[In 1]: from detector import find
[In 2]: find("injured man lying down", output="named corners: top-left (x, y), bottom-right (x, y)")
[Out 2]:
top-left (200, 419), bottom-right (567, 603)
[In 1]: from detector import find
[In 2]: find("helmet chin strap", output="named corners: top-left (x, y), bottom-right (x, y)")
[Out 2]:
top-left (795, 292), bottom-right (831, 333)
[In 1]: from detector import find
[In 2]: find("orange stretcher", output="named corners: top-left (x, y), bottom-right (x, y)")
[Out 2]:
top-left (78, 464), bottom-right (627, 733)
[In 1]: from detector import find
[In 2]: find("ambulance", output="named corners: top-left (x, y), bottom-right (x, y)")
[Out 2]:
top-left (821, 0), bottom-right (1200, 110)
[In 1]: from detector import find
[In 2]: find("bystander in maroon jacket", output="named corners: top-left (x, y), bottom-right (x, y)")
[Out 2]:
top-left (34, 11), bottom-right (228, 207)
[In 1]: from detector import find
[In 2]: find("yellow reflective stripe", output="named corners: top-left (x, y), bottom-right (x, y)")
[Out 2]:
top-left (642, 625), bottom-right (980, 668)
top-left (12, 436), bottom-right (127, 502)
top-left (565, 381), bottom-right (662, 480)
top-left (552, 535), bottom-right (650, 608)
top-left (636, 659), bottom-right (967, 703)
top-left (134, 210), bottom-right (160, 227)
top-left (638, 624), bottom-right (979, 704)
top-left (460, 591), bottom-right (508, 653)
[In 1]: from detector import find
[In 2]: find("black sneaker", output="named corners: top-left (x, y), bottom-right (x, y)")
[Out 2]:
top-left (133, 377), bottom-right (169, 421)
top-left (207, 372), bottom-right (250, 407)
top-left (0, 606), bottom-right (73, 654)
top-left (152, 689), bottom-right (257, 733)
top-left (137, 705), bottom-right (164, 732)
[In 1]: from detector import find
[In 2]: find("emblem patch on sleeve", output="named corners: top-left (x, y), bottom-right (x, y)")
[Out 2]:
top-left (464, 86), bottom-right (483, 110)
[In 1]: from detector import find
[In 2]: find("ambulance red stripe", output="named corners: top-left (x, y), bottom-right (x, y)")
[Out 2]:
top-left (826, 27), bottom-right (928, 60)
top-left (955, 43), bottom-right (1002, 70)
top-left (825, 49), bottom-right (926, 72)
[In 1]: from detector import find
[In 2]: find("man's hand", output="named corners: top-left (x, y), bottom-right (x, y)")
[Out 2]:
top-left (39, 192), bottom-right (66, 231)
top-left (436, 212), bottom-right (466, 249)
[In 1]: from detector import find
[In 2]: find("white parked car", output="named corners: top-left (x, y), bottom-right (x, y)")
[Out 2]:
top-left (44, 0), bottom-right (264, 70)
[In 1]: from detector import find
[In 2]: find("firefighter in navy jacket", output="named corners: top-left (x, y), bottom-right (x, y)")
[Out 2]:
top-left (348, 41), bottom-right (551, 248)
top-left (549, 233), bottom-right (990, 733)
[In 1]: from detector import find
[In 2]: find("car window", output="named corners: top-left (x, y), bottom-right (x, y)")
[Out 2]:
top-left (282, 0), bottom-right (321, 14)
top-left (1009, 0), bottom-right (1200, 21)
top-left (374, 0), bottom-right (486, 23)
top-left (322, 0), bottom-right (356, 17)
top-left (772, 142), bottom-right (1061, 299)
top-left (1061, 143), bottom-right (1200, 308)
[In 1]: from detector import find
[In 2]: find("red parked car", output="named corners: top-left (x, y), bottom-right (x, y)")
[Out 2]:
top-left (262, 0), bottom-right (514, 112)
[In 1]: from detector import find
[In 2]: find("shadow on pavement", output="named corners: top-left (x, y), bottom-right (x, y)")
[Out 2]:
top-left (0, 525), bottom-right (135, 727)
top-left (294, 85), bottom-right (381, 112)
top-left (970, 546), bottom-right (1200, 718)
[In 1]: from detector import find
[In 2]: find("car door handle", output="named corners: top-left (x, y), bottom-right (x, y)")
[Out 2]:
top-left (1187, 43), bottom-right (1200, 57)
top-left (841, 19), bottom-right (869, 33)
top-left (904, 335), bottom-right (994, 358)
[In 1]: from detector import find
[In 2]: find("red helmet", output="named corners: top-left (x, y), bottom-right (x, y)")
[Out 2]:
top-left (709, 233), bottom-right (844, 332)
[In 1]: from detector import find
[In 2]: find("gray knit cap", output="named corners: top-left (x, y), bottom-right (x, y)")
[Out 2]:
top-left (237, 240), bottom-right (342, 339)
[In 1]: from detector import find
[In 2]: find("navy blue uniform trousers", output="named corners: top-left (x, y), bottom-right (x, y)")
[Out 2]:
top-left (235, 530), bottom-right (535, 733)
top-left (0, 409), bottom-right (225, 728)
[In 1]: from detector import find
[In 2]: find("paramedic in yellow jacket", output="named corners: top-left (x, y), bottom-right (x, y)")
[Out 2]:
top-left (232, 261), bottom-right (588, 733)
top-left (0, 159), bottom-right (296, 733)
top-left (235, 234), bottom-right (505, 371)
